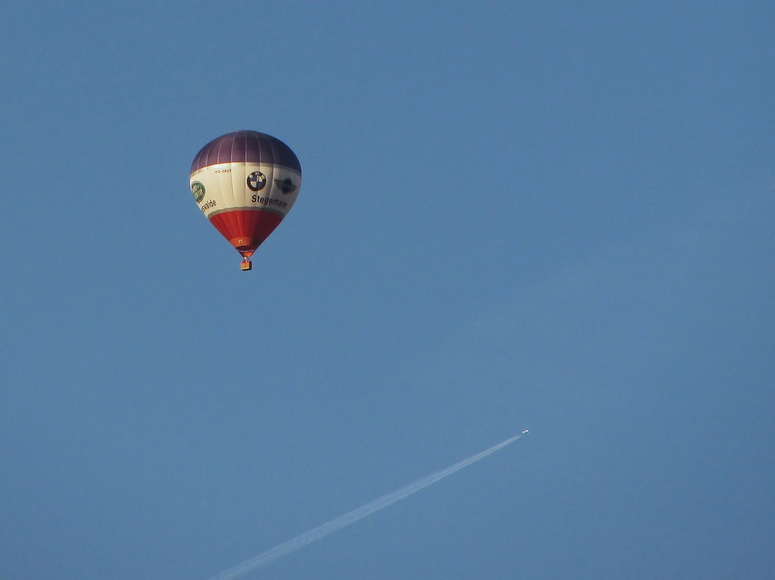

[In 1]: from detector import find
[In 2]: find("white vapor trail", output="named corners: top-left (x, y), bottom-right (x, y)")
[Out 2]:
top-left (206, 432), bottom-right (526, 580)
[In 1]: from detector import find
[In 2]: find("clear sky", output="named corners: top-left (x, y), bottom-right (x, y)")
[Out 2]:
top-left (2, 1), bottom-right (773, 579)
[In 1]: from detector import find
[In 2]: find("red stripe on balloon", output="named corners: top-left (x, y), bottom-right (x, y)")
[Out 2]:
top-left (209, 209), bottom-right (285, 254)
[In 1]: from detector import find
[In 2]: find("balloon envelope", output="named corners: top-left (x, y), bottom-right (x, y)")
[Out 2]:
top-left (189, 130), bottom-right (302, 269)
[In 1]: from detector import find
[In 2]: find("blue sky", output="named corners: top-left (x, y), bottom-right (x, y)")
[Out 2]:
top-left (2, 1), bottom-right (773, 579)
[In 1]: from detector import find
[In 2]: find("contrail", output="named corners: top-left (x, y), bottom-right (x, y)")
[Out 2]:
top-left (206, 431), bottom-right (527, 580)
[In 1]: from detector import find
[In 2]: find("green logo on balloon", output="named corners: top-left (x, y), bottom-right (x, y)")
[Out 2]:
top-left (191, 181), bottom-right (206, 203)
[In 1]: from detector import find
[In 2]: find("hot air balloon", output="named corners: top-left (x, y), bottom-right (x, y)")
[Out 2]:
top-left (189, 130), bottom-right (302, 271)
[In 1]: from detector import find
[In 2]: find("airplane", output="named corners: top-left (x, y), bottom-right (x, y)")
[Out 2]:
top-left (522, 429), bottom-right (529, 434)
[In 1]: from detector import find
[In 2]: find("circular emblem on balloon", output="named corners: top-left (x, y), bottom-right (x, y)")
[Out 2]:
top-left (274, 177), bottom-right (298, 195)
top-left (191, 181), bottom-right (206, 203)
top-left (247, 171), bottom-right (267, 191)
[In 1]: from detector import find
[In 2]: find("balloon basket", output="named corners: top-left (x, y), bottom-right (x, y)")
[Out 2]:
top-left (240, 258), bottom-right (253, 271)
